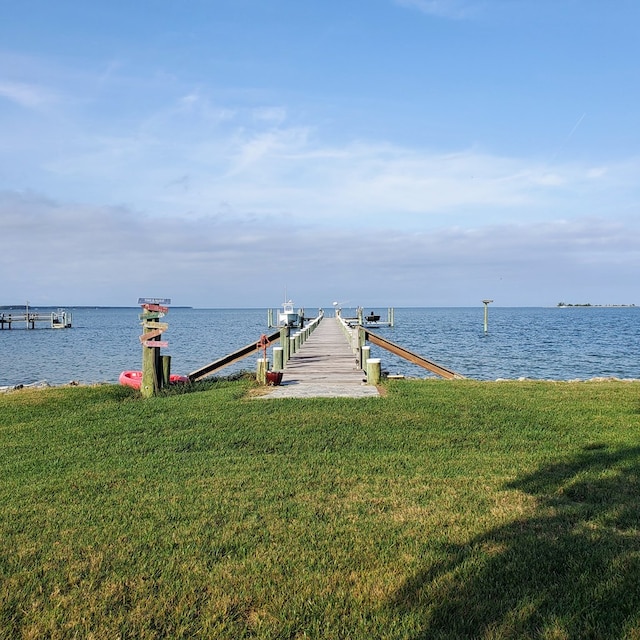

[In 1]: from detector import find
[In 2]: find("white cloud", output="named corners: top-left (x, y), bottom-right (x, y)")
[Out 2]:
top-left (1, 190), bottom-right (638, 307)
top-left (394, 0), bottom-right (479, 19)
top-left (0, 80), bottom-right (55, 109)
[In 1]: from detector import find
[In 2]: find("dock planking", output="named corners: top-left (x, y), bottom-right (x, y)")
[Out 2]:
top-left (262, 317), bottom-right (379, 398)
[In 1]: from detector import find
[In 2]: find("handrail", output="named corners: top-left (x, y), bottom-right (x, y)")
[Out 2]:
top-left (188, 329), bottom-right (281, 381)
top-left (364, 329), bottom-right (465, 380)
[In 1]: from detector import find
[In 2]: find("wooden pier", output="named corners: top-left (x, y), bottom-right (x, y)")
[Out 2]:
top-left (262, 317), bottom-right (380, 398)
top-left (186, 308), bottom-right (463, 398)
top-left (0, 309), bottom-right (72, 330)
top-left (341, 307), bottom-right (395, 328)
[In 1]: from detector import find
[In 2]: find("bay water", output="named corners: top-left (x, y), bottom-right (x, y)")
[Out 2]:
top-left (1, 306), bottom-right (638, 387)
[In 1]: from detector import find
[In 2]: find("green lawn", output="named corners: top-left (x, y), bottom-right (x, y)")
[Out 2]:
top-left (1, 378), bottom-right (640, 639)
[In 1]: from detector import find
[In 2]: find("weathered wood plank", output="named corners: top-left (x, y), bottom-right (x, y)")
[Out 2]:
top-left (263, 318), bottom-right (379, 398)
top-left (188, 329), bottom-right (281, 381)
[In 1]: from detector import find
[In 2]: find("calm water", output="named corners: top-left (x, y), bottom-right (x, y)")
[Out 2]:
top-left (1, 307), bottom-right (639, 387)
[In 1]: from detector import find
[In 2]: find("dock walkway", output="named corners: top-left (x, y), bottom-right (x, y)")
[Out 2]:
top-left (262, 317), bottom-right (379, 399)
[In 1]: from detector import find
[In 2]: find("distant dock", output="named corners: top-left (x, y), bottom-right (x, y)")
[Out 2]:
top-left (340, 306), bottom-right (395, 328)
top-left (0, 309), bottom-right (72, 330)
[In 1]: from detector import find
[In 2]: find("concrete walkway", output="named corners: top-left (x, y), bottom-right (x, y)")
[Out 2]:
top-left (260, 317), bottom-right (379, 399)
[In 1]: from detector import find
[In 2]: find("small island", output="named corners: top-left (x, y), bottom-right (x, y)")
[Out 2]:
top-left (557, 302), bottom-right (636, 307)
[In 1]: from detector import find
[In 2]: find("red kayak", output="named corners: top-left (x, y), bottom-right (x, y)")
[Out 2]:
top-left (118, 370), bottom-right (189, 389)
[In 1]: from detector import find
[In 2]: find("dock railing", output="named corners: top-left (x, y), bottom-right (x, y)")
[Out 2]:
top-left (0, 309), bottom-right (72, 330)
top-left (336, 314), bottom-right (465, 380)
top-left (188, 312), bottom-right (324, 382)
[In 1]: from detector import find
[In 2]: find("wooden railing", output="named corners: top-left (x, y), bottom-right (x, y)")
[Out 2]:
top-left (364, 329), bottom-right (465, 380)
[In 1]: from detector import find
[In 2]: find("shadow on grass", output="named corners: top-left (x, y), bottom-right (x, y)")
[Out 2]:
top-left (391, 446), bottom-right (640, 639)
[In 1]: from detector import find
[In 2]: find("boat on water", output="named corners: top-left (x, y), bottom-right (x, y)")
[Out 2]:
top-left (366, 311), bottom-right (381, 322)
top-left (51, 309), bottom-right (72, 329)
top-left (278, 300), bottom-right (300, 327)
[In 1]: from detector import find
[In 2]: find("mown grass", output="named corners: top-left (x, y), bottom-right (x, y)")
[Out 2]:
top-left (1, 378), bottom-right (640, 639)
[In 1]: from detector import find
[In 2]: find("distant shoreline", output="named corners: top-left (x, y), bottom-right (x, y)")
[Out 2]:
top-left (556, 303), bottom-right (636, 308)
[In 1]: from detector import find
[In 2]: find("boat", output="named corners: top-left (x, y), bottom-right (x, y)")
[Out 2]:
top-left (278, 300), bottom-right (299, 327)
top-left (366, 311), bottom-right (381, 322)
top-left (118, 370), bottom-right (189, 389)
top-left (51, 309), bottom-right (72, 329)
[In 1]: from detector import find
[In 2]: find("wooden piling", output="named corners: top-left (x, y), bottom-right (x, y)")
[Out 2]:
top-left (256, 358), bottom-right (269, 385)
top-left (361, 346), bottom-right (371, 372)
top-left (280, 326), bottom-right (290, 362)
top-left (141, 343), bottom-right (159, 397)
top-left (273, 347), bottom-right (284, 371)
top-left (161, 355), bottom-right (171, 388)
top-left (366, 358), bottom-right (381, 385)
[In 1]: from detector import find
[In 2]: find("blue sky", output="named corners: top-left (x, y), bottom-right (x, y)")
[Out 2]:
top-left (1, 0), bottom-right (639, 308)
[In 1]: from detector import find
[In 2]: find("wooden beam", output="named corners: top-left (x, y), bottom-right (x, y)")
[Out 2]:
top-left (188, 330), bottom-right (281, 382)
top-left (365, 329), bottom-right (465, 380)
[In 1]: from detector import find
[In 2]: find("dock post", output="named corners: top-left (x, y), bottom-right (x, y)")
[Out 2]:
top-left (357, 326), bottom-right (366, 366)
top-left (366, 358), bottom-right (381, 385)
top-left (357, 307), bottom-right (363, 325)
top-left (161, 355), bottom-right (171, 388)
top-left (267, 308), bottom-right (273, 328)
top-left (273, 347), bottom-right (284, 371)
top-left (482, 299), bottom-right (493, 334)
top-left (289, 335), bottom-right (297, 355)
top-left (141, 344), bottom-right (159, 397)
top-left (256, 358), bottom-right (269, 384)
top-left (361, 346), bottom-right (371, 372)
top-left (280, 326), bottom-right (290, 362)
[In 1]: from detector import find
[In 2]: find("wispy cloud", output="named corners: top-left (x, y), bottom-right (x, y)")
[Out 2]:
top-left (2, 45), bottom-right (639, 306)
top-left (393, 0), bottom-right (480, 19)
top-left (1, 190), bottom-right (638, 306)
top-left (0, 80), bottom-right (56, 109)
top-left (29, 91), bottom-right (638, 232)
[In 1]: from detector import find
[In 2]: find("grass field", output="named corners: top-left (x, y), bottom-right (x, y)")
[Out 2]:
top-left (1, 378), bottom-right (640, 639)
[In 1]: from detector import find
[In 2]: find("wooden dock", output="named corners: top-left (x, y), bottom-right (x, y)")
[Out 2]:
top-left (0, 309), bottom-right (72, 330)
top-left (262, 317), bottom-right (379, 399)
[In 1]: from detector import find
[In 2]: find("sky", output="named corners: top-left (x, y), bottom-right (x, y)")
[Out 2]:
top-left (1, 0), bottom-right (639, 308)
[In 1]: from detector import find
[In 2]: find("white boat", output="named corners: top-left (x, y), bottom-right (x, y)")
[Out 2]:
top-left (51, 309), bottom-right (72, 329)
top-left (278, 301), bottom-right (299, 327)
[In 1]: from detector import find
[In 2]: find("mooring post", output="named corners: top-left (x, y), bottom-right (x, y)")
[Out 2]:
top-left (280, 326), bottom-right (290, 362)
top-left (256, 358), bottom-right (269, 385)
top-left (482, 299), bottom-right (493, 334)
top-left (357, 326), bottom-right (366, 366)
top-left (273, 347), bottom-right (284, 371)
top-left (361, 345), bottom-right (371, 372)
top-left (366, 358), bottom-right (381, 385)
top-left (161, 355), bottom-right (171, 388)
